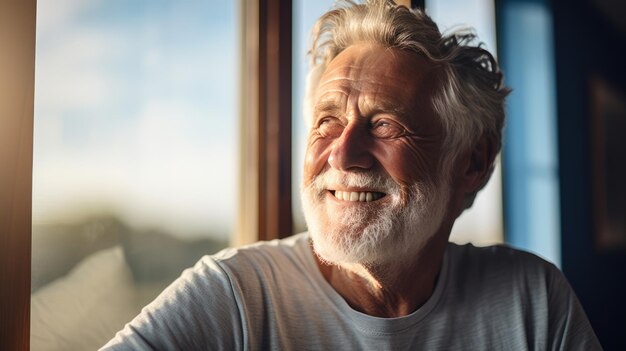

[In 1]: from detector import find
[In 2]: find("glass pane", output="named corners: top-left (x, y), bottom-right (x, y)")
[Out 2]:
top-left (292, 0), bottom-right (336, 233)
top-left (500, 1), bottom-right (560, 264)
top-left (31, 1), bottom-right (239, 349)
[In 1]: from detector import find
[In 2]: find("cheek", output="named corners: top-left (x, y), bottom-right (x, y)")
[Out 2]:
top-left (373, 140), bottom-right (441, 186)
top-left (303, 139), bottom-right (333, 185)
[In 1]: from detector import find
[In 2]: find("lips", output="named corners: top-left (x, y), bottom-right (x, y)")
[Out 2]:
top-left (330, 190), bottom-right (386, 202)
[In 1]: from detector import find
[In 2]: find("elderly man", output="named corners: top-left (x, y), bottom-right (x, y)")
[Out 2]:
top-left (103, 0), bottom-right (601, 349)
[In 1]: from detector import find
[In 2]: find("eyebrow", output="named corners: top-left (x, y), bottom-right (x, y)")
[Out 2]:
top-left (360, 98), bottom-right (410, 120)
top-left (313, 95), bottom-right (412, 121)
top-left (313, 100), bottom-right (344, 119)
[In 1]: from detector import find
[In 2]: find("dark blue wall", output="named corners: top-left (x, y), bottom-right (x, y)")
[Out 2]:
top-left (552, 0), bottom-right (626, 349)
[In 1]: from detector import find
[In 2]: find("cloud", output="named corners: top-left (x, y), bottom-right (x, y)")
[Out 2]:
top-left (35, 28), bottom-right (126, 114)
top-left (33, 1), bottom-right (240, 239)
top-left (36, 0), bottom-right (100, 33)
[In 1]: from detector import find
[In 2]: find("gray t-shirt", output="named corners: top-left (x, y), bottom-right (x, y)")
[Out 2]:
top-left (101, 233), bottom-right (601, 350)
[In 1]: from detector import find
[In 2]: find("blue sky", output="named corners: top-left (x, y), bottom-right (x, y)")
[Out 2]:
top-left (33, 0), bottom-right (238, 239)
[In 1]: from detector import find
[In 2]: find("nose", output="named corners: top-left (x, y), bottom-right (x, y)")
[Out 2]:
top-left (328, 123), bottom-right (374, 171)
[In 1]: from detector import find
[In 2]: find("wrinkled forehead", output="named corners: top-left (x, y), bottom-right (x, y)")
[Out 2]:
top-left (310, 44), bottom-right (441, 117)
top-left (321, 44), bottom-right (435, 80)
top-left (304, 44), bottom-right (442, 127)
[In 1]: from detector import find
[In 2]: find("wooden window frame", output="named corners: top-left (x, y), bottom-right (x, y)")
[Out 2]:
top-left (0, 0), bottom-right (418, 348)
top-left (237, 0), bottom-right (293, 245)
top-left (0, 0), bottom-right (36, 349)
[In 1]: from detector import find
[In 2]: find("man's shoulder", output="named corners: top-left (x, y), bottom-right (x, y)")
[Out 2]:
top-left (210, 232), bottom-right (310, 265)
top-left (441, 242), bottom-right (562, 325)
top-left (443, 242), bottom-right (601, 350)
top-left (448, 241), bottom-right (557, 268)
top-left (445, 242), bottom-right (561, 287)
top-left (197, 232), bottom-right (314, 285)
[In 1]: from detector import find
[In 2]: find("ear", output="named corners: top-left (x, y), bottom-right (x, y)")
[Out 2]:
top-left (457, 134), bottom-right (497, 195)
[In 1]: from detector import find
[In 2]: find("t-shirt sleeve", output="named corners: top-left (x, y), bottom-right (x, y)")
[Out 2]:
top-left (99, 256), bottom-right (244, 351)
top-left (546, 264), bottom-right (603, 351)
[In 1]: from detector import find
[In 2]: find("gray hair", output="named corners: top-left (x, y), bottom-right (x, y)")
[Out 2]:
top-left (305, 0), bottom-right (510, 209)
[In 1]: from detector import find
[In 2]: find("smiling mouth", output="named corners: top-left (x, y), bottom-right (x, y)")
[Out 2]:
top-left (330, 190), bottom-right (386, 202)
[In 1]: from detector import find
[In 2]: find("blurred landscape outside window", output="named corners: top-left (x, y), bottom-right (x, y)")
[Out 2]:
top-left (292, 0), bottom-right (503, 246)
top-left (31, 1), bottom-right (238, 349)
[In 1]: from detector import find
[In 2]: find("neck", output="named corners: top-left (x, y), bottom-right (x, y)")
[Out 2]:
top-left (315, 231), bottom-right (449, 318)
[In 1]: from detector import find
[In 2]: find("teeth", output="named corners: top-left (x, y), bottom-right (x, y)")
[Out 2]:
top-left (333, 191), bottom-right (383, 202)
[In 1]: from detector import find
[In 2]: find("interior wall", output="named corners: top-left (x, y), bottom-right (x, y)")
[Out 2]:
top-left (553, 0), bottom-right (626, 348)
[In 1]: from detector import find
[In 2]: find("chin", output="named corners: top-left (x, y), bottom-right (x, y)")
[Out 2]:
top-left (302, 178), bottom-right (450, 267)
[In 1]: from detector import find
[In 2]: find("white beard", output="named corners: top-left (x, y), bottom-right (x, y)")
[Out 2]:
top-left (301, 170), bottom-right (450, 267)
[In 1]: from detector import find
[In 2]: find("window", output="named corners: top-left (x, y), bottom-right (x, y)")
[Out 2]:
top-left (31, 1), bottom-right (238, 348)
top-left (499, 0), bottom-right (560, 265)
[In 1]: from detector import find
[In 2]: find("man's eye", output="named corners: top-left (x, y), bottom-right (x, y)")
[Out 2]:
top-left (371, 120), bottom-right (404, 138)
top-left (317, 117), bottom-right (343, 138)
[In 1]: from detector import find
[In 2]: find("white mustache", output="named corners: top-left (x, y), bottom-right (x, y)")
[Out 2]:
top-left (309, 170), bottom-right (400, 196)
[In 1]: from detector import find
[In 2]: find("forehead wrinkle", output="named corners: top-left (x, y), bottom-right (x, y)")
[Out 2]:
top-left (313, 99), bottom-right (344, 118)
top-left (314, 49), bottom-right (429, 122)
top-left (318, 71), bottom-right (416, 116)
top-left (313, 91), bottom-right (349, 118)
top-left (321, 68), bottom-right (410, 89)
top-left (320, 63), bottom-right (360, 79)
top-left (315, 84), bottom-right (410, 122)
top-left (359, 91), bottom-right (409, 119)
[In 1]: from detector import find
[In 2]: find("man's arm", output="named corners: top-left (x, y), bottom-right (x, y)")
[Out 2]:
top-left (100, 256), bottom-right (244, 350)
